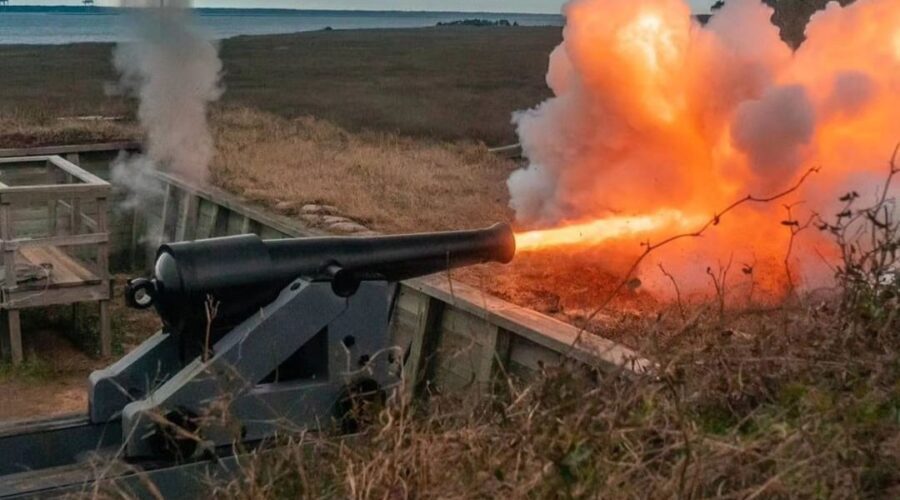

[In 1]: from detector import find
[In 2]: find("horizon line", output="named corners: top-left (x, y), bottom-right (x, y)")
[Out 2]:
top-left (0, 4), bottom-right (565, 15)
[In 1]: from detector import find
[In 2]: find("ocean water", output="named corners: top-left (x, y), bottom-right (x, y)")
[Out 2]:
top-left (0, 7), bottom-right (563, 45)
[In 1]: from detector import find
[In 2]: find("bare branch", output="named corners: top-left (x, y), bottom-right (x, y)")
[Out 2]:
top-left (565, 166), bottom-right (820, 355)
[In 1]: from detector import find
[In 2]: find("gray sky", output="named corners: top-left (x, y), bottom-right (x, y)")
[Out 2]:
top-left (14, 1), bottom-right (717, 14)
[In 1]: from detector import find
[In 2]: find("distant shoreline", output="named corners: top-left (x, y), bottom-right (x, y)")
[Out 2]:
top-left (0, 7), bottom-right (564, 45)
top-left (0, 6), bottom-right (564, 17)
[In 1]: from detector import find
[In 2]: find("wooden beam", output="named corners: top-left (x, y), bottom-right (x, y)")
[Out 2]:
top-left (46, 156), bottom-right (110, 186)
top-left (3, 283), bottom-right (110, 309)
top-left (0, 184), bottom-right (110, 204)
top-left (0, 142), bottom-right (140, 159)
top-left (3, 232), bottom-right (108, 250)
top-left (405, 275), bottom-right (652, 375)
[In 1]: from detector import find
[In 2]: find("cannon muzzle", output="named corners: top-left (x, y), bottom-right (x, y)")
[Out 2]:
top-left (126, 223), bottom-right (515, 353)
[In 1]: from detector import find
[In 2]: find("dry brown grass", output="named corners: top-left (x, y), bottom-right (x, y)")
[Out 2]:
top-left (210, 108), bottom-right (515, 233)
top-left (0, 27), bottom-right (559, 146)
top-left (209, 300), bottom-right (900, 499)
top-left (0, 115), bottom-right (135, 150)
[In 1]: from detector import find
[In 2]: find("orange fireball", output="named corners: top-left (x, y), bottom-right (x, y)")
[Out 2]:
top-left (509, 0), bottom-right (900, 300)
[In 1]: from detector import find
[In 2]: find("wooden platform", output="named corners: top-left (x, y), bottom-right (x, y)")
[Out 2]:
top-left (0, 155), bottom-right (112, 365)
top-left (16, 246), bottom-right (101, 290)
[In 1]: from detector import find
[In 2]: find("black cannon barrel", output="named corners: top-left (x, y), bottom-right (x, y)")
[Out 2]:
top-left (127, 223), bottom-right (515, 353)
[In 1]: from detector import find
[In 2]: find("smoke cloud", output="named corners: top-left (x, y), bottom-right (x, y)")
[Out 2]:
top-left (509, 0), bottom-right (900, 297)
top-left (111, 0), bottom-right (223, 193)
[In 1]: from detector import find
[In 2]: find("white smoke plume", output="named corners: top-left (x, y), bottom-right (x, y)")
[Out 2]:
top-left (111, 0), bottom-right (223, 201)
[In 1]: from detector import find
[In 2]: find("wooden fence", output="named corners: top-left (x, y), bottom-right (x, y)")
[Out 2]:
top-left (0, 143), bottom-right (650, 390)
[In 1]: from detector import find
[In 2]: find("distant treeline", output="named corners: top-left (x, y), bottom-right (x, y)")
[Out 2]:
top-left (436, 19), bottom-right (518, 27)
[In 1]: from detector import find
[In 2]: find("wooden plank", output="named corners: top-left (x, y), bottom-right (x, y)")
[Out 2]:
top-left (507, 336), bottom-right (563, 377)
top-left (403, 291), bottom-right (444, 399)
top-left (0, 142), bottom-right (140, 159)
top-left (17, 246), bottom-right (99, 287)
top-left (476, 324), bottom-right (504, 388)
top-left (405, 275), bottom-right (651, 374)
top-left (212, 206), bottom-right (229, 237)
top-left (0, 156), bottom-right (52, 163)
top-left (433, 329), bottom-right (481, 387)
top-left (225, 210), bottom-right (245, 235)
top-left (46, 156), bottom-right (109, 186)
top-left (4, 232), bottom-right (108, 250)
top-left (0, 184), bottom-right (110, 204)
top-left (176, 194), bottom-right (199, 241)
top-left (4, 283), bottom-right (109, 309)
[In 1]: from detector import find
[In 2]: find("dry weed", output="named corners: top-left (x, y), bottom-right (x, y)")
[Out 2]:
top-left (210, 108), bottom-right (515, 233)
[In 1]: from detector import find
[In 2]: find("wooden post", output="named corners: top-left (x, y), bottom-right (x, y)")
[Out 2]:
top-left (96, 197), bottom-right (111, 357)
top-left (71, 198), bottom-right (82, 235)
top-left (47, 200), bottom-right (58, 237)
top-left (99, 300), bottom-right (111, 358)
top-left (240, 215), bottom-right (252, 235)
top-left (149, 183), bottom-right (174, 270)
top-left (7, 309), bottom-right (21, 365)
top-left (476, 326), bottom-right (512, 392)
top-left (0, 202), bottom-right (22, 364)
top-left (404, 294), bottom-right (444, 399)
top-left (0, 310), bottom-right (8, 359)
top-left (176, 193), bottom-right (199, 241)
top-left (47, 162), bottom-right (62, 237)
top-left (205, 204), bottom-right (221, 239)
top-left (158, 183), bottom-right (174, 246)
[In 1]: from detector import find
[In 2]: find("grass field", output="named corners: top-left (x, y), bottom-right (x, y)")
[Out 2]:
top-left (0, 26), bottom-right (559, 146)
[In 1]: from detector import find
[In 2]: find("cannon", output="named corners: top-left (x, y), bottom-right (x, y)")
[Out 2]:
top-left (127, 223), bottom-right (515, 361)
top-left (0, 224), bottom-right (514, 497)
